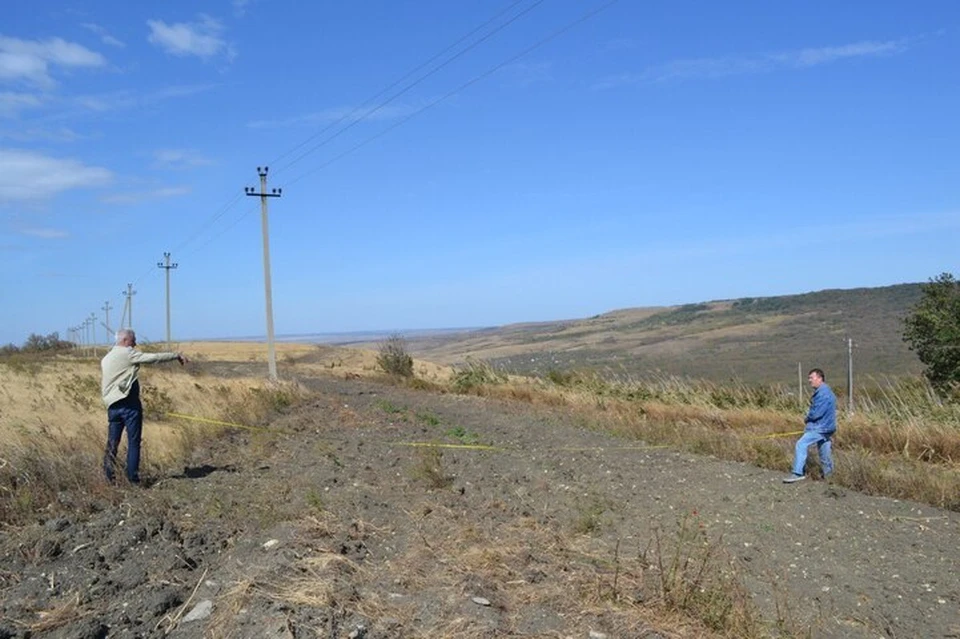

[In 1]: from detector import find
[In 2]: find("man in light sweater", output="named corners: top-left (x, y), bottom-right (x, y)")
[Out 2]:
top-left (101, 328), bottom-right (187, 484)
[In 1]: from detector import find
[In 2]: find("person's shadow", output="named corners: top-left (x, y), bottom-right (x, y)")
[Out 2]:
top-left (178, 464), bottom-right (238, 479)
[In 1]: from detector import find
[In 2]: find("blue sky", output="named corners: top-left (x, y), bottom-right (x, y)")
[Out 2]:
top-left (1, 1), bottom-right (958, 346)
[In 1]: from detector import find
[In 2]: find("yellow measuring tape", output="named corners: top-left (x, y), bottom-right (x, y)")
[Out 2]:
top-left (166, 411), bottom-right (806, 451)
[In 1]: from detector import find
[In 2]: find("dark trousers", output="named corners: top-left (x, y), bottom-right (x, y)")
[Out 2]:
top-left (104, 394), bottom-right (144, 483)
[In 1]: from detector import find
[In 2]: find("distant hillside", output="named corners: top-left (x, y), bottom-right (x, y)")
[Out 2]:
top-left (403, 284), bottom-right (925, 385)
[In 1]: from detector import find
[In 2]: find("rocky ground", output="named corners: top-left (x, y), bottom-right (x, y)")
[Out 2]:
top-left (2, 374), bottom-right (959, 638)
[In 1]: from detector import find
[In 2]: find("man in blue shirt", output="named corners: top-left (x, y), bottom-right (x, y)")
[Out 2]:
top-left (784, 368), bottom-right (837, 483)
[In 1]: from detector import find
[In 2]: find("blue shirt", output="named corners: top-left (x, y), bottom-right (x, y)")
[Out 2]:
top-left (806, 383), bottom-right (837, 434)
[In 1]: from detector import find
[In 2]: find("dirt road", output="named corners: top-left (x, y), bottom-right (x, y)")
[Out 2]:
top-left (2, 375), bottom-right (958, 637)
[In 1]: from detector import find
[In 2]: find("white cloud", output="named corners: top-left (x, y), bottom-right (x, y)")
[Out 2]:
top-left (594, 39), bottom-right (908, 89)
top-left (0, 148), bottom-right (112, 201)
top-left (0, 126), bottom-right (84, 143)
top-left (81, 23), bottom-right (125, 48)
top-left (147, 16), bottom-right (234, 60)
top-left (233, 0), bottom-right (254, 18)
top-left (0, 91), bottom-right (42, 117)
top-left (100, 185), bottom-right (191, 205)
top-left (0, 36), bottom-right (106, 88)
top-left (21, 227), bottom-right (68, 239)
top-left (152, 148), bottom-right (213, 169)
top-left (71, 83), bottom-right (215, 113)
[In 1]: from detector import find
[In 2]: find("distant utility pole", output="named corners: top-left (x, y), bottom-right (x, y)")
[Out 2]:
top-left (847, 338), bottom-right (854, 414)
top-left (157, 253), bottom-right (179, 348)
top-left (102, 301), bottom-right (113, 345)
top-left (245, 166), bottom-right (282, 381)
top-left (88, 313), bottom-right (97, 356)
top-left (121, 283), bottom-right (136, 329)
top-left (797, 362), bottom-right (803, 409)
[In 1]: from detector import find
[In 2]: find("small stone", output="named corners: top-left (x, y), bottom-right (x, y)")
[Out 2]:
top-left (589, 631), bottom-right (609, 639)
top-left (183, 599), bottom-right (213, 622)
top-left (471, 596), bottom-right (491, 606)
top-left (262, 539), bottom-right (280, 549)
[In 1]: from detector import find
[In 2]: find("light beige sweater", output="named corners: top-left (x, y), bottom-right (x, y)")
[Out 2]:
top-left (101, 346), bottom-right (179, 407)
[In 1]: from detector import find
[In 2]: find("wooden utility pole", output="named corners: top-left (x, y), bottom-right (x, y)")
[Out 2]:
top-left (245, 166), bottom-right (282, 381)
top-left (157, 253), bottom-right (178, 348)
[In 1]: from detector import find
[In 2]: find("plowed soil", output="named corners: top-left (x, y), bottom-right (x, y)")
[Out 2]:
top-left (2, 375), bottom-right (958, 638)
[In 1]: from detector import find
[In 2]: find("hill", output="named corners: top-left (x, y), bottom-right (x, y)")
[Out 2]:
top-left (400, 283), bottom-right (925, 385)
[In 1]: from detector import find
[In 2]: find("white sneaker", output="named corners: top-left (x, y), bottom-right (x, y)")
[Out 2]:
top-left (783, 474), bottom-right (806, 484)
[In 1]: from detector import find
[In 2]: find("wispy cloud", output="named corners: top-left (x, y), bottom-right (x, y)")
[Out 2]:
top-left (594, 38), bottom-right (908, 90)
top-left (147, 15), bottom-right (235, 61)
top-left (0, 125), bottom-right (85, 143)
top-left (100, 185), bottom-right (191, 205)
top-left (0, 36), bottom-right (106, 88)
top-left (0, 91), bottom-right (42, 117)
top-left (233, 0), bottom-right (255, 18)
top-left (246, 103), bottom-right (423, 129)
top-left (20, 227), bottom-right (68, 239)
top-left (151, 148), bottom-right (213, 170)
top-left (503, 61), bottom-right (553, 87)
top-left (71, 83), bottom-right (215, 113)
top-left (81, 23), bottom-right (125, 48)
top-left (0, 148), bottom-right (112, 201)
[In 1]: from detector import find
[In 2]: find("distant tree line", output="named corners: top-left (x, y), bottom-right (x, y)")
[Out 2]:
top-left (1, 332), bottom-right (73, 356)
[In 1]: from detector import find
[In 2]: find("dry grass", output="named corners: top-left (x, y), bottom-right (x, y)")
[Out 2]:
top-left (0, 347), bottom-right (313, 526)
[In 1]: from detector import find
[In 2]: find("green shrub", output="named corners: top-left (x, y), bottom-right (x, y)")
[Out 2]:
top-left (376, 334), bottom-right (414, 377)
top-left (452, 358), bottom-right (507, 392)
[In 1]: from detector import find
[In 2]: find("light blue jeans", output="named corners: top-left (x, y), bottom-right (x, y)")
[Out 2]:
top-left (792, 430), bottom-right (834, 477)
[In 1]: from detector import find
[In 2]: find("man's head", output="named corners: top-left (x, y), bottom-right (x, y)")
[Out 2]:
top-left (807, 368), bottom-right (825, 388)
top-left (116, 328), bottom-right (137, 347)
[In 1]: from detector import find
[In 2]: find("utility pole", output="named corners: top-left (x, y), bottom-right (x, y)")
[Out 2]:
top-left (245, 166), bottom-right (282, 381)
top-left (798, 362), bottom-right (803, 409)
top-left (847, 337), bottom-right (854, 414)
top-left (157, 253), bottom-right (178, 349)
top-left (102, 301), bottom-right (113, 345)
top-left (87, 314), bottom-right (97, 356)
top-left (121, 283), bottom-right (136, 329)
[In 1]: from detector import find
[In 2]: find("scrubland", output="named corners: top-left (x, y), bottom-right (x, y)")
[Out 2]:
top-left (1, 341), bottom-right (958, 638)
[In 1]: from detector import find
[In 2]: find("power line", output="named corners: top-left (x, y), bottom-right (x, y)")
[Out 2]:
top-left (285, 0), bottom-right (620, 188)
top-left (268, 0), bottom-right (542, 176)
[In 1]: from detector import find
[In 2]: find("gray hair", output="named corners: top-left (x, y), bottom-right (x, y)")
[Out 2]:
top-left (116, 328), bottom-right (136, 344)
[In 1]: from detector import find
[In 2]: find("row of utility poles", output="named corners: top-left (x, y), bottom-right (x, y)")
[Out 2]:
top-left (66, 168), bottom-right (282, 381)
top-left (67, 283), bottom-right (140, 356)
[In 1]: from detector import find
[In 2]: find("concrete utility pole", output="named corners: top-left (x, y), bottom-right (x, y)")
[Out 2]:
top-left (121, 283), bottom-right (136, 329)
top-left (245, 166), bottom-right (282, 381)
top-left (847, 337), bottom-right (854, 414)
top-left (798, 362), bottom-right (803, 409)
top-left (102, 301), bottom-right (113, 345)
top-left (157, 253), bottom-right (178, 349)
top-left (88, 313), bottom-right (97, 356)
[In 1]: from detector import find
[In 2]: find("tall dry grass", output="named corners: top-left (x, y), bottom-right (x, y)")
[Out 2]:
top-left (0, 350), bottom-right (308, 526)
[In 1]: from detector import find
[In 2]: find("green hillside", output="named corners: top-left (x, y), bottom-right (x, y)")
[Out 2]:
top-left (405, 283), bottom-right (925, 385)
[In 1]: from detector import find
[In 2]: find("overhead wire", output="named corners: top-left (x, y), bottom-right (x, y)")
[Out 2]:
top-left (267, 0), bottom-right (535, 172)
top-left (284, 0), bottom-right (620, 188)
top-left (68, 1), bottom-right (619, 340)
top-left (271, 0), bottom-right (547, 178)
